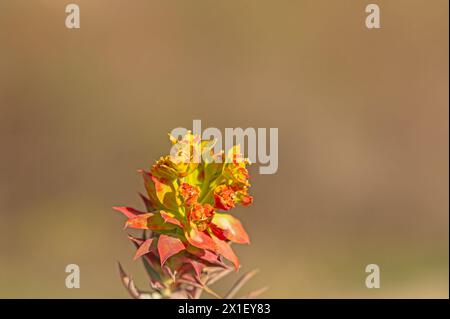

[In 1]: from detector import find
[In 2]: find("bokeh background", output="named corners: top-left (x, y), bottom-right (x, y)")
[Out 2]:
top-left (0, 0), bottom-right (448, 298)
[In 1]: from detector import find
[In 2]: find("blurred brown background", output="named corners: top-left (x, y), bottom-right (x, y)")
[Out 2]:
top-left (0, 0), bottom-right (448, 298)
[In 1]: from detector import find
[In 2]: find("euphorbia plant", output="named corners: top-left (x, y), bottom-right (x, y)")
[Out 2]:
top-left (114, 132), bottom-right (264, 299)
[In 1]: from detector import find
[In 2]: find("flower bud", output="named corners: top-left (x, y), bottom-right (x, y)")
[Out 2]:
top-left (189, 203), bottom-right (215, 231)
top-left (213, 185), bottom-right (236, 211)
top-left (179, 183), bottom-right (200, 206)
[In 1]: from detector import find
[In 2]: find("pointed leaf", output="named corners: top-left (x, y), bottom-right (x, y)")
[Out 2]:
top-left (157, 234), bottom-right (186, 266)
top-left (139, 170), bottom-right (161, 209)
top-left (188, 259), bottom-right (206, 278)
top-left (127, 233), bottom-right (144, 245)
top-left (139, 192), bottom-right (155, 211)
top-left (212, 235), bottom-right (240, 270)
top-left (113, 206), bottom-right (145, 219)
top-left (128, 235), bottom-right (163, 283)
top-left (125, 212), bottom-right (178, 231)
top-left (134, 238), bottom-right (154, 260)
top-left (186, 245), bottom-right (224, 266)
top-left (185, 224), bottom-right (216, 251)
top-left (160, 210), bottom-right (183, 228)
top-left (125, 213), bottom-right (154, 229)
top-left (117, 262), bottom-right (140, 299)
top-left (210, 213), bottom-right (250, 244)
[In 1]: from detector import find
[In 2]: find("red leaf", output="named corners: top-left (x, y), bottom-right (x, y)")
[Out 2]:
top-left (113, 206), bottom-right (145, 219)
top-left (165, 253), bottom-right (206, 278)
top-left (210, 213), bottom-right (250, 244)
top-left (127, 234), bottom-right (144, 245)
top-left (188, 259), bottom-right (206, 277)
top-left (157, 234), bottom-right (186, 266)
top-left (186, 245), bottom-right (225, 267)
top-left (212, 235), bottom-right (240, 270)
top-left (125, 212), bottom-right (178, 231)
top-left (134, 238), bottom-right (154, 260)
top-left (160, 210), bottom-right (183, 228)
top-left (185, 225), bottom-right (216, 251)
top-left (151, 175), bottom-right (179, 211)
top-left (125, 213), bottom-right (154, 229)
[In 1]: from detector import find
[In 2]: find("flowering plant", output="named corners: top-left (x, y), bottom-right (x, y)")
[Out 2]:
top-left (114, 132), bottom-right (262, 299)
